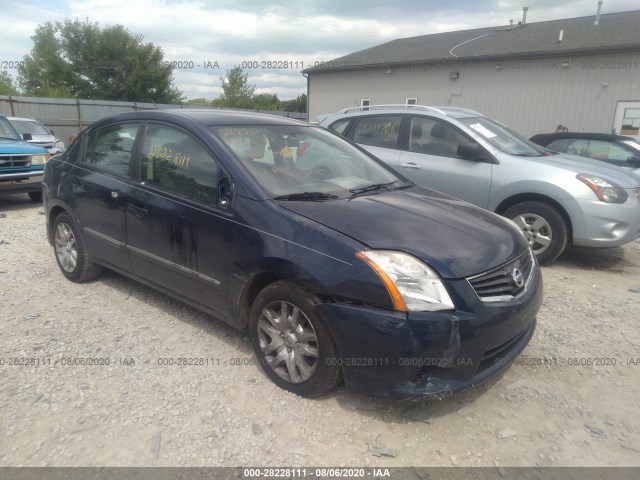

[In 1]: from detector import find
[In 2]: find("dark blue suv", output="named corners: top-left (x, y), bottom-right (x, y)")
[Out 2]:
top-left (43, 109), bottom-right (542, 399)
top-left (0, 114), bottom-right (50, 202)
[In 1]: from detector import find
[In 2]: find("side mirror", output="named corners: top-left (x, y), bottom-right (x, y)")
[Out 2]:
top-left (457, 143), bottom-right (494, 163)
top-left (626, 156), bottom-right (640, 167)
top-left (22, 133), bottom-right (33, 141)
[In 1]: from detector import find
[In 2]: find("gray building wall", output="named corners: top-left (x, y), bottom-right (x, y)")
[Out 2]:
top-left (308, 51), bottom-right (640, 137)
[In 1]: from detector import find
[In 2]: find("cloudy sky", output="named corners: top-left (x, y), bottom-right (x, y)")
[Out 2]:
top-left (2, 0), bottom-right (638, 100)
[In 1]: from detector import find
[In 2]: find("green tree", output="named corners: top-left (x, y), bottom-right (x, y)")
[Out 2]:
top-left (218, 66), bottom-right (255, 108)
top-left (0, 71), bottom-right (19, 95)
top-left (281, 93), bottom-right (307, 113)
top-left (252, 92), bottom-right (280, 111)
top-left (18, 18), bottom-right (182, 103)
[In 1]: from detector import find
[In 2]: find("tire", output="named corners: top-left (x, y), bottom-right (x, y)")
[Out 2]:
top-left (28, 190), bottom-right (43, 202)
top-left (52, 212), bottom-right (102, 282)
top-left (249, 280), bottom-right (342, 397)
top-left (503, 201), bottom-right (568, 265)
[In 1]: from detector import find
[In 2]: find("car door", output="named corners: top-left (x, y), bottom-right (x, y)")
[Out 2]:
top-left (348, 115), bottom-right (402, 169)
top-left (70, 121), bottom-right (141, 271)
top-left (126, 122), bottom-right (232, 319)
top-left (398, 116), bottom-right (493, 208)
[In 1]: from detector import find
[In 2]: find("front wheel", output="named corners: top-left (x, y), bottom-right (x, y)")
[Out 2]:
top-left (503, 201), bottom-right (568, 265)
top-left (249, 281), bottom-right (342, 397)
top-left (52, 212), bottom-right (103, 282)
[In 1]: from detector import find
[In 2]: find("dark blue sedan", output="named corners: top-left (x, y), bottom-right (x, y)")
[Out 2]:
top-left (43, 109), bottom-right (542, 399)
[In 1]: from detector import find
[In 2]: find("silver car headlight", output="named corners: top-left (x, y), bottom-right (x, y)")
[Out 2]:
top-left (54, 140), bottom-right (65, 150)
top-left (30, 154), bottom-right (49, 165)
top-left (577, 174), bottom-right (628, 203)
top-left (358, 250), bottom-right (455, 312)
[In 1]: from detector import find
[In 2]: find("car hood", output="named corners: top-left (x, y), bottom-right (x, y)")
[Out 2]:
top-left (278, 186), bottom-right (527, 279)
top-left (0, 138), bottom-right (48, 154)
top-left (511, 152), bottom-right (640, 187)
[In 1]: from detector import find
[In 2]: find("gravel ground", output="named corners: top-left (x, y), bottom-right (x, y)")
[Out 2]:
top-left (1, 193), bottom-right (640, 468)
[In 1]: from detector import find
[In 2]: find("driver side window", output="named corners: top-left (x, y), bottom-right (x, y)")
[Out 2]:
top-left (408, 117), bottom-right (474, 159)
top-left (141, 124), bottom-right (219, 205)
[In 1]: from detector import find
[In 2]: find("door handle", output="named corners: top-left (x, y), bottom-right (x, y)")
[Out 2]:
top-left (401, 162), bottom-right (422, 169)
top-left (127, 203), bottom-right (149, 218)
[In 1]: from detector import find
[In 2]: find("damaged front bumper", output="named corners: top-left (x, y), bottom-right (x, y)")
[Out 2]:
top-left (316, 266), bottom-right (543, 399)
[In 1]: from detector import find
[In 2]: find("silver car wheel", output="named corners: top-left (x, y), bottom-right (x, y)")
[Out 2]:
top-left (54, 222), bottom-right (78, 273)
top-left (512, 213), bottom-right (552, 255)
top-left (257, 300), bottom-right (319, 384)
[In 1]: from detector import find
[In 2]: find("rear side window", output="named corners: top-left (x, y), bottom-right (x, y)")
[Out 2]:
top-left (84, 123), bottom-right (140, 176)
top-left (140, 124), bottom-right (219, 205)
top-left (328, 119), bottom-right (351, 135)
top-left (352, 115), bottom-right (401, 149)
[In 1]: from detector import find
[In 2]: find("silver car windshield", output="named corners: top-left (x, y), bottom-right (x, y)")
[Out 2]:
top-left (459, 117), bottom-right (547, 157)
top-left (10, 119), bottom-right (50, 136)
top-left (212, 125), bottom-right (404, 199)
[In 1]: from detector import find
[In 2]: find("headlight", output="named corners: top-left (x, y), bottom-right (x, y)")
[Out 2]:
top-left (54, 140), bottom-right (65, 150)
top-left (30, 154), bottom-right (50, 165)
top-left (357, 250), bottom-right (455, 312)
top-left (577, 174), bottom-right (628, 203)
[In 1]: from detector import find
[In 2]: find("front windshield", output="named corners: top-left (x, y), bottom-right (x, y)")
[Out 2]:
top-left (0, 117), bottom-right (20, 140)
top-left (212, 124), bottom-right (405, 199)
top-left (10, 119), bottom-right (50, 136)
top-left (622, 140), bottom-right (640, 155)
top-left (459, 116), bottom-right (547, 157)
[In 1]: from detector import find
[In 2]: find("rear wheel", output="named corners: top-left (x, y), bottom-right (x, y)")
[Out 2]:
top-left (249, 280), bottom-right (342, 397)
top-left (52, 212), bottom-right (102, 282)
top-left (503, 201), bottom-right (568, 265)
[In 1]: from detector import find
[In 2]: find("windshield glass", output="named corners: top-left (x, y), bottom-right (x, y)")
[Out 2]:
top-left (10, 119), bottom-right (50, 136)
top-left (459, 117), bottom-right (547, 157)
top-left (622, 140), bottom-right (640, 154)
top-left (0, 117), bottom-right (20, 140)
top-left (212, 124), bottom-right (405, 199)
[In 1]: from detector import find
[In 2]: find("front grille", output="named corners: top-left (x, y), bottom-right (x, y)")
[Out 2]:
top-left (0, 155), bottom-right (31, 169)
top-left (467, 249), bottom-right (535, 302)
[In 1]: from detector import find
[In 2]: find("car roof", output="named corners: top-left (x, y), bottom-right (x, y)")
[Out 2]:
top-left (530, 132), bottom-right (639, 145)
top-left (97, 109), bottom-right (309, 127)
top-left (321, 104), bottom-right (483, 123)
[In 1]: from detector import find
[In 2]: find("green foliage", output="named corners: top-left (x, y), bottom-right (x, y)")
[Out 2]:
top-left (281, 93), bottom-right (307, 113)
top-left (190, 68), bottom-right (306, 113)
top-left (0, 71), bottom-right (19, 95)
top-left (18, 18), bottom-right (183, 103)
top-left (218, 66), bottom-right (256, 108)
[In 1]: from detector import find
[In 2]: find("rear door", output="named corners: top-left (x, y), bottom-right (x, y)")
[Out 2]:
top-left (71, 122), bottom-right (141, 271)
top-left (397, 116), bottom-right (493, 208)
top-left (346, 115), bottom-right (402, 169)
top-left (126, 122), bottom-right (232, 318)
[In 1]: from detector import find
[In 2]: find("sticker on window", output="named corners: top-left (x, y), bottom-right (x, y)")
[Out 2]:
top-left (468, 123), bottom-right (497, 139)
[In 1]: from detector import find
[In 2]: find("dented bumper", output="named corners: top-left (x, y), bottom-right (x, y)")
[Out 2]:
top-left (316, 266), bottom-right (543, 399)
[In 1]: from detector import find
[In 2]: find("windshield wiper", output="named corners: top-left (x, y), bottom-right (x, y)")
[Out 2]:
top-left (273, 192), bottom-right (339, 201)
top-left (348, 181), bottom-right (398, 200)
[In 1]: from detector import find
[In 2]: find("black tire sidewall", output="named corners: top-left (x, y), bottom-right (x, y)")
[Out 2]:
top-left (52, 212), bottom-right (94, 282)
top-left (504, 201), bottom-right (568, 265)
top-left (248, 280), bottom-right (342, 397)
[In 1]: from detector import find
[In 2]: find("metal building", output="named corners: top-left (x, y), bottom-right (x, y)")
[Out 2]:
top-left (304, 8), bottom-right (640, 140)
